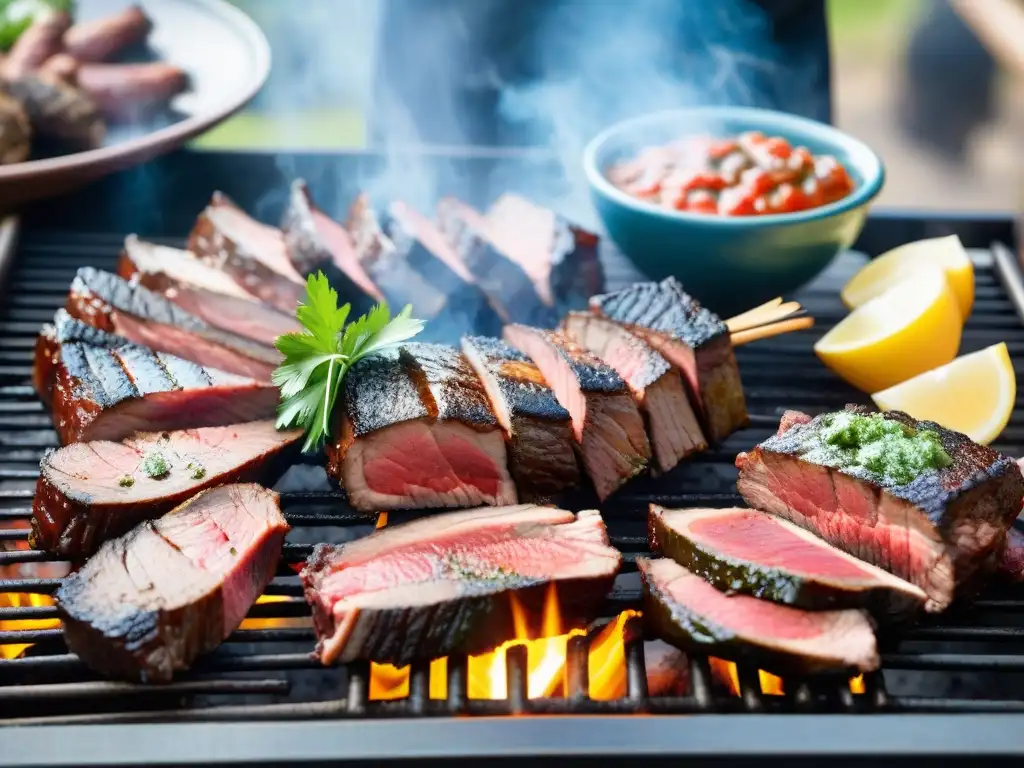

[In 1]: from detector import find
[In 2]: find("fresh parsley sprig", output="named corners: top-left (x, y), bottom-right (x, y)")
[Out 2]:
top-left (272, 272), bottom-right (425, 452)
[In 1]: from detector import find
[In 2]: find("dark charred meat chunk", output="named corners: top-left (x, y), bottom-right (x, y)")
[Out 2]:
top-left (32, 421), bottom-right (302, 559)
top-left (2, 11), bottom-right (71, 80)
top-left (503, 324), bottom-right (650, 501)
top-left (436, 197), bottom-right (558, 327)
top-left (301, 505), bottom-right (620, 665)
top-left (639, 557), bottom-right (879, 675)
top-left (63, 4), bottom-right (153, 62)
top-left (118, 236), bottom-right (299, 347)
top-left (591, 276), bottom-right (748, 443)
top-left (76, 62), bottom-right (188, 122)
top-left (736, 406), bottom-right (1024, 612)
top-left (649, 505), bottom-right (926, 613)
top-left (998, 526), bottom-right (1024, 582)
top-left (485, 193), bottom-right (604, 311)
top-left (3, 72), bottom-right (104, 149)
top-left (461, 335), bottom-right (579, 501)
top-left (57, 484), bottom-right (288, 683)
top-left (0, 92), bottom-right (31, 163)
top-left (327, 344), bottom-right (516, 511)
top-left (66, 267), bottom-right (279, 381)
top-left (563, 312), bottom-right (706, 474)
top-left (280, 180), bottom-right (380, 314)
top-left (34, 310), bottom-right (131, 406)
top-left (188, 192), bottom-right (306, 315)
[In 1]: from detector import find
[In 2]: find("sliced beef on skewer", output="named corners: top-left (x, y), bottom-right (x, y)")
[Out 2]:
top-left (280, 180), bottom-right (381, 314)
top-left (2, 11), bottom-right (71, 80)
top-left (57, 484), bottom-right (288, 683)
top-left (386, 200), bottom-right (503, 338)
top-left (461, 335), bottom-right (580, 501)
top-left (591, 276), bottom-right (748, 443)
top-left (63, 4), bottom-right (153, 63)
top-left (66, 267), bottom-right (279, 381)
top-left (503, 324), bottom-right (650, 501)
top-left (563, 311), bottom-right (706, 474)
top-left (649, 505), bottom-right (927, 614)
top-left (32, 421), bottom-right (301, 559)
top-left (302, 505), bottom-right (620, 665)
top-left (188, 192), bottom-right (306, 315)
top-left (0, 91), bottom-right (31, 163)
top-left (436, 197), bottom-right (558, 327)
top-left (118, 236), bottom-right (299, 347)
top-left (327, 343), bottom-right (517, 512)
top-left (736, 406), bottom-right (1024, 612)
top-left (485, 193), bottom-right (604, 311)
top-left (638, 557), bottom-right (879, 676)
top-left (3, 72), bottom-right (104, 149)
top-left (76, 61), bottom-right (188, 121)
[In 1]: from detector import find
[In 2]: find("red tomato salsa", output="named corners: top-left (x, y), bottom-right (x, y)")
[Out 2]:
top-left (607, 131), bottom-right (855, 216)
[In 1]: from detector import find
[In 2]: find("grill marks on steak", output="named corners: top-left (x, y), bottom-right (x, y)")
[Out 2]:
top-left (638, 557), bottom-right (879, 675)
top-left (328, 344), bottom-right (516, 511)
top-left (460, 335), bottom-right (580, 501)
top-left (503, 324), bottom-right (650, 500)
top-left (301, 505), bottom-right (621, 665)
top-left (57, 484), bottom-right (288, 682)
top-left (562, 312), bottom-right (707, 474)
top-left (591, 277), bottom-right (748, 443)
top-left (118, 236), bottom-right (300, 347)
top-left (32, 421), bottom-right (302, 558)
top-left (66, 267), bottom-right (279, 382)
top-left (187, 192), bottom-right (305, 315)
top-left (34, 310), bottom-right (131, 406)
top-left (649, 506), bottom-right (926, 613)
top-left (736, 407), bottom-right (1024, 612)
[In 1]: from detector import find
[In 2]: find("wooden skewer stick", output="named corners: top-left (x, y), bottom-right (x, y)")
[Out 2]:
top-left (731, 316), bottom-right (815, 347)
top-left (728, 302), bottom-right (805, 333)
top-left (725, 297), bottom-right (783, 332)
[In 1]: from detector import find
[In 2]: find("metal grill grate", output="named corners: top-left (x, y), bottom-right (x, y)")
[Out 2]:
top-left (4, 224), bottom-right (1024, 733)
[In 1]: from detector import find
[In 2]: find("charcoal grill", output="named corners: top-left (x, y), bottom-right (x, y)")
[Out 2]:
top-left (3, 150), bottom-right (1024, 765)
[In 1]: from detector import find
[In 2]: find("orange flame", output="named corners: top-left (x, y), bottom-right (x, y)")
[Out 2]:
top-left (709, 658), bottom-right (866, 696)
top-left (239, 595), bottom-right (311, 631)
top-left (0, 592), bottom-right (59, 660)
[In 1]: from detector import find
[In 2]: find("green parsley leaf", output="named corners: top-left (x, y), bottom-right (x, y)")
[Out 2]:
top-left (273, 271), bottom-right (425, 453)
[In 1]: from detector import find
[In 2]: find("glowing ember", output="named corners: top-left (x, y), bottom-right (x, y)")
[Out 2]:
top-left (849, 674), bottom-right (866, 694)
top-left (239, 594), bottom-right (311, 631)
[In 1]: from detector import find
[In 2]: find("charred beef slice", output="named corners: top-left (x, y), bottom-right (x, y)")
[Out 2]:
top-left (485, 193), bottom-right (604, 311)
top-left (66, 266), bottom-right (280, 381)
top-left (279, 180), bottom-right (381, 314)
top-left (649, 505), bottom-right (926, 613)
top-left (436, 197), bottom-right (558, 327)
top-left (563, 311), bottom-right (707, 474)
top-left (326, 343), bottom-right (517, 511)
top-left (503, 324), bottom-right (650, 501)
top-left (591, 276), bottom-right (748, 443)
top-left (461, 335), bottom-right (580, 501)
top-left (118, 236), bottom-right (299, 347)
top-left (32, 421), bottom-right (302, 559)
top-left (34, 310), bottom-right (131, 406)
top-left (638, 557), bottom-right (879, 676)
top-left (736, 406), bottom-right (1024, 612)
top-left (301, 505), bottom-right (620, 665)
top-left (187, 191), bottom-right (306, 314)
top-left (57, 484), bottom-right (289, 683)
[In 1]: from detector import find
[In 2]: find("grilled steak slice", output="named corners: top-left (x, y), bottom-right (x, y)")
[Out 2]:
top-left (461, 335), bottom-right (580, 501)
top-left (57, 484), bottom-right (288, 682)
top-left (3, 72), bottom-right (104, 149)
top-left (118, 236), bottom-right (299, 347)
top-left (736, 407), bottom-right (1024, 612)
top-left (43, 335), bottom-right (278, 444)
top-left (66, 267), bottom-right (279, 381)
top-left (563, 312), bottom-right (706, 473)
top-left (301, 505), bottom-right (620, 665)
top-left (485, 193), bottom-right (604, 311)
top-left (638, 557), bottom-right (879, 675)
top-left (34, 310), bottom-right (130, 406)
top-left (188, 192), bottom-right (305, 315)
top-left (649, 506), bottom-right (926, 613)
top-left (327, 344), bottom-right (517, 511)
top-left (386, 201), bottom-right (503, 338)
top-left (591, 277), bottom-right (748, 443)
top-left (998, 526), bottom-right (1024, 582)
top-left (280, 180), bottom-right (381, 313)
top-left (32, 421), bottom-right (301, 559)
top-left (436, 197), bottom-right (558, 327)
top-left (503, 325), bottom-right (650, 500)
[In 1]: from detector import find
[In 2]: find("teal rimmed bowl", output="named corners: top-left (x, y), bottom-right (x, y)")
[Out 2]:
top-left (583, 106), bottom-right (885, 316)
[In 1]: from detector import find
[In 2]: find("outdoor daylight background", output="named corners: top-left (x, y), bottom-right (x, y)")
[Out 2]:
top-left (197, 0), bottom-right (1023, 213)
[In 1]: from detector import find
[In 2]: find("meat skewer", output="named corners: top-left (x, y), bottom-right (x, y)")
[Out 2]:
top-left (63, 4), bottom-right (152, 63)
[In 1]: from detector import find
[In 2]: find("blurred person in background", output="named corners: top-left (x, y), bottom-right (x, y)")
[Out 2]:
top-left (369, 0), bottom-right (831, 148)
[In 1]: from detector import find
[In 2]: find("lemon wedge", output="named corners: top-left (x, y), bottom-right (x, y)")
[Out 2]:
top-left (872, 343), bottom-right (1015, 445)
top-left (841, 235), bottom-right (975, 320)
top-left (815, 268), bottom-right (962, 393)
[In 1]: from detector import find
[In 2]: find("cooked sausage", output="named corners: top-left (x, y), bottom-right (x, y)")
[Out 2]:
top-left (77, 61), bottom-right (187, 121)
top-left (63, 4), bottom-right (152, 63)
top-left (3, 11), bottom-right (71, 80)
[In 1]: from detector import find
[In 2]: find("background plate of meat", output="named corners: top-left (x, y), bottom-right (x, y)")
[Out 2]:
top-left (0, 0), bottom-right (269, 206)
